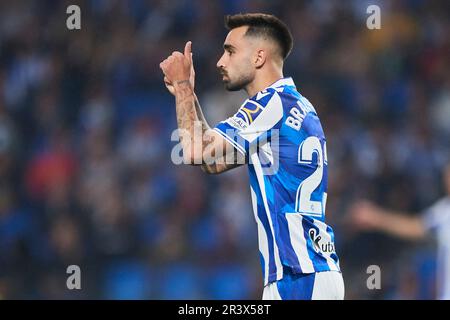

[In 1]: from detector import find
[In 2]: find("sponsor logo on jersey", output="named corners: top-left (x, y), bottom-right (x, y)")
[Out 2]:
top-left (240, 102), bottom-right (263, 124)
top-left (309, 228), bottom-right (335, 253)
top-left (229, 115), bottom-right (248, 130)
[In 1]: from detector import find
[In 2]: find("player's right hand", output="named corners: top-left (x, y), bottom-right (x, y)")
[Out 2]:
top-left (164, 76), bottom-right (176, 95)
top-left (161, 41), bottom-right (196, 96)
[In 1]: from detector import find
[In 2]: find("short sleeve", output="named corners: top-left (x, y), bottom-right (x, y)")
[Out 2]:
top-left (213, 90), bottom-right (284, 156)
top-left (421, 198), bottom-right (450, 233)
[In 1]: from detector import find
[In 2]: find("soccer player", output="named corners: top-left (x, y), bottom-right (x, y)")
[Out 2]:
top-left (349, 162), bottom-right (450, 299)
top-left (160, 13), bottom-right (344, 300)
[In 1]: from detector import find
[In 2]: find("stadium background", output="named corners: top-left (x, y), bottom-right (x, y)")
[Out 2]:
top-left (0, 0), bottom-right (448, 299)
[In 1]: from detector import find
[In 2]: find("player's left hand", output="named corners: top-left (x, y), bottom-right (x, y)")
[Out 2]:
top-left (160, 41), bottom-right (194, 89)
top-left (348, 200), bottom-right (383, 231)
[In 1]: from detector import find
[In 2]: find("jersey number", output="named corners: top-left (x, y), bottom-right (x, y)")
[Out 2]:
top-left (295, 136), bottom-right (327, 216)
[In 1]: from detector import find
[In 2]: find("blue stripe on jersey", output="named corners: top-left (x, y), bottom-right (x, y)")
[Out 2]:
top-left (277, 215), bottom-right (302, 273)
top-left (276, 269), bottom-right (315, 300)
top-left (254, 90), bottom-right (275, 106)
top-left (262, 174), bottom-right (275, 206)
top-left (259, 252), bottom-right (266, 281)
top-left (302, 112), bottom-right (324, 138)
top-left (276, 212), bottom-right (307, 274)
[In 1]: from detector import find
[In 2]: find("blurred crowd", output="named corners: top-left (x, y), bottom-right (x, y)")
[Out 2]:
top-left (0, 0), bottom-right (449, 299)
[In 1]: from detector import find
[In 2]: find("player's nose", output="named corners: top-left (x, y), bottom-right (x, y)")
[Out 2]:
top-left (216, 55), bottom-right (225, 69)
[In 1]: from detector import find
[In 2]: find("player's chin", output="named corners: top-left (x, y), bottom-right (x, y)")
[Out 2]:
top-left (223, 81), bottom-right (241, 92)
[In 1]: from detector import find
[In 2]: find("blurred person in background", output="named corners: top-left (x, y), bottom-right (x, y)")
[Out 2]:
top-left (349, 162), bottom-right (450, 299)
top-left (160, 13), bottom-right (343, 300)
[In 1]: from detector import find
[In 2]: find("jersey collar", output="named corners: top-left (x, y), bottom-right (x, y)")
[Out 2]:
top-left (268, 77), bottom-right (295, 89)
top-left (251, 77), bottom-right (295, 100)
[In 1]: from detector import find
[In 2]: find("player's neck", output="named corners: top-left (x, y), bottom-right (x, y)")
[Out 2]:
top-left (245, 69), bottom-right (283, 98)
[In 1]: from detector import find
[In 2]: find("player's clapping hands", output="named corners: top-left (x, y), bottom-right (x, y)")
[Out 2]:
top-left (160, 41), bottom-right (195, 95)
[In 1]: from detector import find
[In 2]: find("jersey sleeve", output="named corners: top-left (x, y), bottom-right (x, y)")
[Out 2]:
top-left (421, 198), bottom-right (450, 233)
top-left (213, 90), bottom-right (284, 156)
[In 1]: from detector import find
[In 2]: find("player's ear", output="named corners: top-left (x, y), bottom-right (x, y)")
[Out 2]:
top-left (254, 49), bottom-right (266, 69)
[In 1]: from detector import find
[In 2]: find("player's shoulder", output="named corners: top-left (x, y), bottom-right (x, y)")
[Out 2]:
top-left (236, 88), bottom-right (279, 117)
top-left (426, 196), bottom-right (450, 214)
top-left (421, 196), bottom-right (450, 231)
top-left (281, 90), bottom-right (324, 135)
top-left (233, 89), bottom-right (284, 128)
top-left (246, 87), bottom-right (280, 108)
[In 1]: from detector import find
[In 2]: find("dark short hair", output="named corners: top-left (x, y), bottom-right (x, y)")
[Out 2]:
top-left (225, 13), bottom-right (293, 60)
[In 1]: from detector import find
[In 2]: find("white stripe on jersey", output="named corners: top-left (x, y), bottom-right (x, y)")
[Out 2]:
top-left (212, 127), bottom-right (246, 155)
top-left (251, 152), bottom-right (284, 282)
top-left (251, 187), bottom-right (270, 285)
top-left (311, 271), bottom-right (345, 300)
top-left (286, 213), bottom-right (315, 273)
top-left (240, 93), bottom-right (283, 144)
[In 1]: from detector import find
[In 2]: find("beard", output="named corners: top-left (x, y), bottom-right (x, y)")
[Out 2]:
top-left (222, 72), bottom-right (253, 91)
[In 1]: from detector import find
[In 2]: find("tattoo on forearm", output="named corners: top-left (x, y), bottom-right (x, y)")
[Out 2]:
top-left (174, 81), bottom-right (238, 170)
top-left (174, 81), bottom-right (217, 163)
top-left (174, 82), bottom-right (203, 164)
top-left (176, 79), bottom-right (190, 86)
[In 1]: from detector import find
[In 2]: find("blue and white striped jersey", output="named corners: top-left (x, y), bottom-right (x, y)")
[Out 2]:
top-left (214, 77), bottom-right (341, 285)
